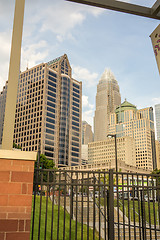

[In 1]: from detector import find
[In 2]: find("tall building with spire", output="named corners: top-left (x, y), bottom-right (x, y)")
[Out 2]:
top-left (94, 69), bottom-right (121, 141)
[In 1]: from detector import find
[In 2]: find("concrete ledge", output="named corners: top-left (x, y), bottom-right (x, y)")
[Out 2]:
top-left (0, 150), bottom-right (37, 161)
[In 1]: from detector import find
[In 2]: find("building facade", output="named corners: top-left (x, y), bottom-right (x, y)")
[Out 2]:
top-left (94, 69), bottom-right (121, 141)
top-left (155, 104), bottom-right (160, 142)
top-left (0, 82), bottom-right (8, 144)
top-left (109, 100), bottom-right (156, 171)
top-left (82, 121), bottom-right (93, 144)
top-left (155, 140), bottom-right (160, 169)
top-left (88, 136), bottom-right (136, 167)
top-left (1, 54), bottom-right (82, 167)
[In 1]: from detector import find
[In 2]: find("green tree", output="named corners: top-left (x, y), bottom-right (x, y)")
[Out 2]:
top-left (152, 168), bottom-right (160, 185)
top-left (35, 154), bottom-right (55, 170)
top-left (13, 142), bottom-right (22, 149)
top-left (34, 154), bottom-right (56, 183)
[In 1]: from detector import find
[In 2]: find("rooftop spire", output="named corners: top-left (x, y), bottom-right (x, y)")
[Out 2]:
top-left (99, 68), bottom-right (116, 83)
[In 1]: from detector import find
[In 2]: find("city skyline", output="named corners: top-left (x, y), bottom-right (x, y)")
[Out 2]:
top-left (0, 0), bottom-right (160, 129)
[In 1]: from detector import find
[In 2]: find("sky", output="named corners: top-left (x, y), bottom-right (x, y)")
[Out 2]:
top-left (0, 0), bottom-right (160, 130)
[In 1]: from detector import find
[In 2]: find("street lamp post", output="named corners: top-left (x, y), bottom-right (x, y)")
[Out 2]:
top-left (107, 134), bottom-right (118, 172)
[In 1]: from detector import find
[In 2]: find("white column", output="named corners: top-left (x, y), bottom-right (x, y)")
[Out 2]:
top-left (2, 0), bottom-right (25, 149)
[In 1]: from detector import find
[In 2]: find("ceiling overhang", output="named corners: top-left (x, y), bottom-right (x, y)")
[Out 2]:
top-left (67, 0), bottom-right (160, 20)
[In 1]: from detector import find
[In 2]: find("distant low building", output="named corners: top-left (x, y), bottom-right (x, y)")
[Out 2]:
top-left (81, 144), bottom-right (88, 165)
top-left (88, 136), bottom-right (136, 167)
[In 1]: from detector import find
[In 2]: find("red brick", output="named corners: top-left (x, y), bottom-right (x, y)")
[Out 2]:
top-left (8, 213), bottom-right (31, 219)
top-left (8, 195), bottom-right (32, 207)
top-left (0, 159), bottom-right (12, 166)
top-left (0, 233), bottom-right (4, 240)
top-left (0, 183), bottom-right (21, 194)
top-left (11, 165), bottom-right (23, 172)
top-left (0, 195), bottom-right (8, 206)
top-left (19, 220), bottom-right (24, 231)
top-left (13, 160), bottom-right (33, 167)
top-left (0, 172), bottom-right (10, 182)
top-left (6, 232), bottom-right (30, 240)
top-left (26, 207), bottom-right (32, 213)
top-left (0, 219), bottom-right (18, 231)
top-left (25, 220), bottom-right (31, 231)
top-left (22, 184), bottom-right (27, 194)
top-left (11, 172), bottom-right (33, 183)
top-left (0, 206), bottom-right (25, 213)
top-left (0, 213), bottom-right (7, 219)
top-left (27, 184), bottom-right (33, 194)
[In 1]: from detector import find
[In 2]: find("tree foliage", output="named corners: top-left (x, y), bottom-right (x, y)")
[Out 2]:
top-left (34, 154), bottom-right (56, 184)
top-left (35, 154), bottom-right (55, 170)
top-left (13, 142), bottom-right (22, 149)
top-left (151, 168), bottom-right (160, 185)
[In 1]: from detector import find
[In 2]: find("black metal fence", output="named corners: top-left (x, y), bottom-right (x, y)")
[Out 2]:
top-left (30, 169), bottom-right (160, 240)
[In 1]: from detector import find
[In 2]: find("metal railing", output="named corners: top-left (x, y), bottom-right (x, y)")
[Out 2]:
top-left (30, 168), bottom-right (160, 240)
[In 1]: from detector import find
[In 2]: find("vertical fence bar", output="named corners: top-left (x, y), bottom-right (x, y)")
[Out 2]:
top-left (75, 172), bottom-right (78, 240)
top-left (137, 174), bottom-right (142, 240)
top-left (63, 171), bottom-right (67, 240)
top-left (107, 189), bottom-right (110, 240)
top-left (81, 172), bottom-right (84, 240)
top-left (151, 176), bottom-right (157, 240)
top-left (121, 173), bottom-right (125, 240)
top-left (93, 173), bottom-right (96, 240)
top-left (98, 172), bottom-right (101, 240)
top-left (104, 172), bottom-right (107, 240)
top-left (140, 190), bottom-right (145, 240)
top-left (147, 176), bottom-right (152, 240)
top-left (156, 177), bottom-right (160, 228)
top-left (116, 172), bottom-right (120, 240)
top-left (127, 174), bottom-right (131, 240)
top-left (87, 172), bottom-right (90, 240)
top-left (141, 175), bottom-right (146, 240)
top-left (44, 171), bottom-right (49, 240)
top-left (69, 171), bottom-right (73, 240)
top-left (51, 170), bottom-right (56, 240)
top-left (38, 170), bottom-right (43, 240)
top-left (57, 171), bottom-right (61, 240)
top-left (109, 169), bottom-right (114, 240)
top-left (132, 174), bottom-right (136, 240)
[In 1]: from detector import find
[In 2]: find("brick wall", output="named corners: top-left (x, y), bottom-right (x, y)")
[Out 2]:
top-left (0, 150), bottom-right (36, 240)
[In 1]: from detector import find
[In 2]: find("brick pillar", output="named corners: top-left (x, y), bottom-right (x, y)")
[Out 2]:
top-left (0, 150), bottom-right (36, 240)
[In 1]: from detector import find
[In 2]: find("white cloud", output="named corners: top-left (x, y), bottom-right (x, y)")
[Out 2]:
top-left (24, 0), bottom-right (104, 43)
top-left (82, 109), bottom-right (94, 129)
top-left (82, 95), bottom-right (94, 109)
top-left (152, 98), bottom-right (160, 105)
top-left (21, 40), bottom-right (49, 71)
top-left (72, 65), bottom-right (98, 87)
top-left (0, 31), bottom-right (12, 90)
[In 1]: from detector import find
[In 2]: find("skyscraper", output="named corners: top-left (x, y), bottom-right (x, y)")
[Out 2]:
top-left (82, 121), bottom-right (93, 145)
top-left (109, 99), bottom-right (156, 170)
top-left (0, 54), bottom-right (82, 167)
top-left (155, 104), bottom-right (160, 142)
top-left (81, 121), bottom-right (93, 164)
top-left (0, 82), bottom-right (8, 144)
top-left (94, 69), bottom-right (121, 141)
